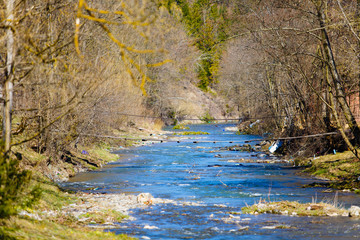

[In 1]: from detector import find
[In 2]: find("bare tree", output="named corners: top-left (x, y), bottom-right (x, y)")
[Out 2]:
top-left (3, 0), bottom-right (15, 154)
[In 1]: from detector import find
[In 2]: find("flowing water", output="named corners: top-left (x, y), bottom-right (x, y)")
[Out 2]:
top-left (63, 124), bottom-right (360, 239)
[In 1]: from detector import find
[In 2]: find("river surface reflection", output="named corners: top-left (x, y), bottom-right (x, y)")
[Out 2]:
top-left (63, 124), bottom-right (360, 239)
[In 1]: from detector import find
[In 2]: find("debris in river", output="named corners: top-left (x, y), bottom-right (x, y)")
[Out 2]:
top-left (224, 126), bottom-right (239, 132)
top-left (219, 144), bottom-right (254, 152)
top-left (269, 140), bottom-right (283, 153)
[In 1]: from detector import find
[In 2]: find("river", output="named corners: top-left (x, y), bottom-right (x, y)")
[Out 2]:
top-left (63, 123), bottom-right (360, 239)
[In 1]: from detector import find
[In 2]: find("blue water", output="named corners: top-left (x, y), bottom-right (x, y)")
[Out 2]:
top-left (64, 124), bottom-right (360, 239)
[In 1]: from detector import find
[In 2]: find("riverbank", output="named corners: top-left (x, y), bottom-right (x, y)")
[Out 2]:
top-left (0, 178), bottom-right (138, 240)
top-left (4, 124), bottom-right (360, 239)
top-left (226, 148), bottom-right (360, 219)
top-left (295, 150), bottom-right (360, 193)
top-left (1, 128), bottom-right (174, 239)
top-left (0, 188), bottom-right (173, 239)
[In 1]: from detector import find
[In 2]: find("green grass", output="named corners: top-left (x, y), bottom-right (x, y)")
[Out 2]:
top-left (305, 152), bottom-right (360, 180)
top-left (3, 138), bottom-right (136, 239)
top-left (173, 124), bottom-right (190, 130)
top-left (0, 178), bottom-right (134, 240)
top-left (79, 210), bottom-right (128, 224)
top-left (36, 180), bottom-right (76, 211)
top-left (0, 217), bottom-right (135, 240)
top-left (83, 144), bottom-right (119, 163)
top-left (301, 149), bottom-right (360, 191)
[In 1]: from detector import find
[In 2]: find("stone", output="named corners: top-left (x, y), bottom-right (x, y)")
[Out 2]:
top-left (262, 226), bottom-right (277, 229)
top-left (210, 227), bottom-right (220, 232)
top-left (349, 206), bottom-right (360, 217)
top-left (137, 193), bottom-right (154, 205)
top-left (342, 212), bottom-right (349, 217)
top-left (229, 214), bottom-right (241, 219)
top-left (224, 126), bottom-right (239, 132)
top-left (326, 212), bottom-right (338, 217)
top-left (281, 210), bottom-right (289, 215)
top-left (236, 226), bottom-right (250, 231)
top-left (143, 224), bottom-right (159, 230)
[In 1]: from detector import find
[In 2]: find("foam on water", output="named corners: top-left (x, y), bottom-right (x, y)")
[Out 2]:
top-left (64, 123), bottom-right (360, 239)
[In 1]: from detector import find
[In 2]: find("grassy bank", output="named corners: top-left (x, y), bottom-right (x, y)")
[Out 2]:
top-left (1, 140), bottom-right (137, 240)
top-left (0, 178), bottom-right (135, 240)
top-left (1, 217), bottom-right (133, 240)
top-left (297, 150), bottom-right (360, 193)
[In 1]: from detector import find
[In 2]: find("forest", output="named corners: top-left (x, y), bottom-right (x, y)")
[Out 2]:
top-left (1, 0), bottom-right (360, 239)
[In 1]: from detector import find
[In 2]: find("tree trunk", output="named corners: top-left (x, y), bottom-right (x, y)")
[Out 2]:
top-left (356, 0), bottom-right (360, 130)
top-left (324, 64), bottom-right (360, 160)
top-left (316, 0), bottom-right (360, 146)
top-left (3, 0), bottom-right (15, 153)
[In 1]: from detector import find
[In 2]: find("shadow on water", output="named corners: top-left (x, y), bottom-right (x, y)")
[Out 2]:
top-left (63, 124), bottom-right (360, 239)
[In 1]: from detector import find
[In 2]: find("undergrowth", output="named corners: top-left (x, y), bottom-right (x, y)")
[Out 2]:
top-left (0, 140), bottom-right (133, 240)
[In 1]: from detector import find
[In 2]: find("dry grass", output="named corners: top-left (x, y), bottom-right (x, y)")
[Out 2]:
top-left (242, 199), bottom-right (348, 217)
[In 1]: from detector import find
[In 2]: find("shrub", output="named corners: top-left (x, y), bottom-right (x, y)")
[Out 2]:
top-left (0, 145), bottom-right (41, 219)
top-left (199, 111), bottom-right (215, 123)
top-left (173, 124), bottom-right (190, 130)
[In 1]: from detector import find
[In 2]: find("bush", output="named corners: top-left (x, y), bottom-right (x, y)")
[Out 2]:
top-left (199, 111), bottom-right (215, 123)
top-left (0, 146), bottom-right (41, 219)
top-left (173, 124), bottom-right (190, 130)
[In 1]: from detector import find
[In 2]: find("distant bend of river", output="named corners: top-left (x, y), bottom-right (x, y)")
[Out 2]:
top-left (63, 123), bottom-right (360, 240)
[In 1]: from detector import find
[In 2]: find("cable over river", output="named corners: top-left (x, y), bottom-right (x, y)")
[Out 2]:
top-left (63, 124), bottom-right (360, 239)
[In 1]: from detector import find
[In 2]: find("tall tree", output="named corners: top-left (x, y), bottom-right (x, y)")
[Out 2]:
top-left (314, 0), bottom-right (360, 149)
top-left (3, 0), bottom-right (15, 153)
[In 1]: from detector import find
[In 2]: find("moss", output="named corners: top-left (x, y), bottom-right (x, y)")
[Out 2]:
top-left (314, 169), bottom-right (328, 175)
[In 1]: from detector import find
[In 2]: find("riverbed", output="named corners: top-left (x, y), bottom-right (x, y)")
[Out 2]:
top-left (63, 124), bottom-right (360, 239)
